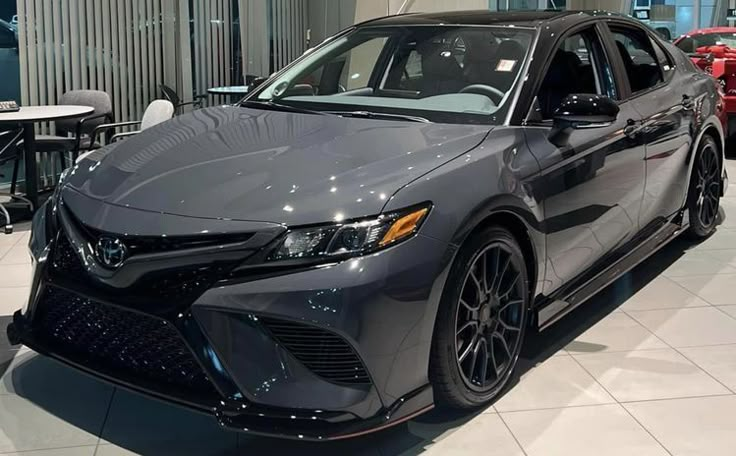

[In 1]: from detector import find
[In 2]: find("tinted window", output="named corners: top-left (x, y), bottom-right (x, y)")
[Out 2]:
top-left (536, 29), bottom-right (612, 119)
top-left (612, 28), bottom-right (663, 94)
top-left (0, 24), bottom-right (15, 49)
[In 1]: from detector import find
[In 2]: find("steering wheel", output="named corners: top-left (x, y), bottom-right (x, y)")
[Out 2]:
top-left (460, 84), bottom-right (505, 105)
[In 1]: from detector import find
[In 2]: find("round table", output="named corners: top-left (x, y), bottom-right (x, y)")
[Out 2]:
top-left (0, 105), bottom-right (95, 209)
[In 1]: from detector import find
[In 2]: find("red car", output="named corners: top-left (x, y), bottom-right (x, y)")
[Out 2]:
top-left (675, 27), bottom-right (735, 135)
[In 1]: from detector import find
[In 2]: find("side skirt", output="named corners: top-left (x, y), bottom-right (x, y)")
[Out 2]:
top-left (536, 218), bottom-right (684, 330)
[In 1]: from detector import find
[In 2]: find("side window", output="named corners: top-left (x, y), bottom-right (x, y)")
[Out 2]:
top-left (612, 28), bottom-right (664, 94)
top-left (536, 29), bottom-right (612, 120)
top-left (650, 38), bottom-right (675, 78)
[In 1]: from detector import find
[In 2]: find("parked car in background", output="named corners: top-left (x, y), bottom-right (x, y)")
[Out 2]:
top-left (8, 10), bottom-right (728, 441)
top-left (675, 27), bottom-right (736, 136)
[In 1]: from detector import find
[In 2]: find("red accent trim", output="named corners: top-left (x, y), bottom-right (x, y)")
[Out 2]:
top-left (328, 404), bottom-right (435, 440)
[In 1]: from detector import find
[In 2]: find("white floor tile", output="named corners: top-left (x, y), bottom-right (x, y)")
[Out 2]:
top-left (574, 348), bottom-right (730, 402)
top-left (0, 244), bottom-right (31, 265)
top-left (671, 273), bottom-right (736, 306)
top-left (502, 404), bottom-right (669, 456)
top-left (0, 395), bottom-right (103, 453)
top-left (0, 287), bottom-right (28, 316)
top-left (565, 312), bottom-right (668, 354)
top-left (689, 228), bottom-right (736, 250)
top-left (662, 250), bottom-right (736, 277)
top-left (627, 307), bottom-right (736, 347)
top-left (719, 305), bottom-right (736, 319)
top-left (679, 344), bottom-right (736, 392)
top-left (100, 389), bottom-right (237, 455)
top-left (420, 414), bottom-right (524, 455)
top-left (619, 276), bottom-right (709, 311)
top-left (0, 264), bottom-right (32, 288)
top-left (0, 446), bottom-right (97, 456)
top-left (625, 395), bottom-right (736, 456)
top-left (493, 356), bottom-right (614, 412)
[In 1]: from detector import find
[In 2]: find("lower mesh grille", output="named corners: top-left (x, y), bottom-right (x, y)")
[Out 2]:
top-left (259, 317), bottom-right (371, 385)
top-left (35, 287), bottom-right (220, 399)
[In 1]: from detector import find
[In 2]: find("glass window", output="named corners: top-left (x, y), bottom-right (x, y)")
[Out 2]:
top-left (0, 22), bottom-right (15, 48)
top-left (612, 29), bottom-right (663, 94)
top-left (254, 26), bottom-right (535, 125)
top-left (536, 30), bottom-right (611, 120)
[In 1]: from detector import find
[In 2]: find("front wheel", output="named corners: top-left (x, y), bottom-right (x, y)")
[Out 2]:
top-left (430, 226), bottom-right (529, 408)
top-left (686, 135), bottom-right (722, 239)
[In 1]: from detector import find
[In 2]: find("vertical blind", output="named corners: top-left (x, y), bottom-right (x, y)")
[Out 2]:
top-left (16, 0), bottom-right (175, 132)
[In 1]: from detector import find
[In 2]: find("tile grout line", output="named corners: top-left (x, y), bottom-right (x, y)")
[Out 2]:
top-left (94, 387), bottom-right (118, 456)
top-left (0, 443), bottom-right (99, 455)
top-left (621, 303), bottom-right (736, 396)
top-left (495, 411), bottom-right (530, 456)
top-left (565, 351), bottom-right (675, 456)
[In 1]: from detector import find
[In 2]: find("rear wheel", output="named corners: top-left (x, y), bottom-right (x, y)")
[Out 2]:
top-left (430, 226), bottom-right (529, 408)
top-left (686, 135), bottom-right (722, 239)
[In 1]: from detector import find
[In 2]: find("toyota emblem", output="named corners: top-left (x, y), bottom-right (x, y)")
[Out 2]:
top-left (94, 236), bottom-right (128, 269)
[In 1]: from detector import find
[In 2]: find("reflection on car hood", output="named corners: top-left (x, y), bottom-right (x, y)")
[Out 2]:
top-left (64, 106), bottom-right (491, 225)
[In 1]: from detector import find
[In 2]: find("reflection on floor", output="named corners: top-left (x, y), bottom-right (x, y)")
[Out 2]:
top-left (1, 159), bottom-right (736, 455)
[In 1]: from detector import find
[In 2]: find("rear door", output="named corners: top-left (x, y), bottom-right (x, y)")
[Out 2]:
top-left (606, 23), bottom-right (693, 229)
top-left (524, 23), bottom-right (647, 295)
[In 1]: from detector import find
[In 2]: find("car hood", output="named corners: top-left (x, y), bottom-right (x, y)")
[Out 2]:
top-left (64, 106), bottom-right (491, 226)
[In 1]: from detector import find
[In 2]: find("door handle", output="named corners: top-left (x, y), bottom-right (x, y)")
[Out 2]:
top-left (682, 94), bottom-right (694, 110)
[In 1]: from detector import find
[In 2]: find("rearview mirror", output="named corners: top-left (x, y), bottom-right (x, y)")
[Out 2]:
top-left (553, 94), bottom-right (619, 130)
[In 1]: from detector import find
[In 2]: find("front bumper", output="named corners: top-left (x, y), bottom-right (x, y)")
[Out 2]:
top-left (6, 199), bottom-right (452, 440)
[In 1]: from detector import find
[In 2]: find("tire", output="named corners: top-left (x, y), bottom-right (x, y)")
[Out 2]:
top-left (429, 226), bottom-right (529, 409)
top-left (686, 135), bottom-right (722, 239)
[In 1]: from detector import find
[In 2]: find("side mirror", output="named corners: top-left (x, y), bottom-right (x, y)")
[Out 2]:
top-left (553, 94), bottom-right (619, 130)
top-left (248, 76), bottom-right (268, 91)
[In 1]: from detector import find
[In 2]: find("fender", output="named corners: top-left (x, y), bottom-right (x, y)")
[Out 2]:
top-left (681, 114), bottom-right (725, 211)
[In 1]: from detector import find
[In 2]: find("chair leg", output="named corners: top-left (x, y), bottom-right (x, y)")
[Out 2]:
top-left (10, 157), bottom-right (20, 194)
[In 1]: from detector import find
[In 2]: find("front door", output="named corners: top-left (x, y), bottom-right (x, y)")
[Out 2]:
top-left (524, 25), bottom-right (647, 296)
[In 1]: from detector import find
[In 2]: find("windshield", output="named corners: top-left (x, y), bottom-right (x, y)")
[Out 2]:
top-left (677, 32), bottom-right (736, 52)
top-left (249, 26), bottom-right (535, 125)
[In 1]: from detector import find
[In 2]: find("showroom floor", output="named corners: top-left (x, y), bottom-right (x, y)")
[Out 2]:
top-left (2, 160), bottom-right (736, 455)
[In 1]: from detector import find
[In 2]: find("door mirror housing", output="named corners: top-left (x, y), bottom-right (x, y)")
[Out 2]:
top-left (553, 94), bottom-right (619, 129)
top-left (248, 76), bottom-right (268, 91)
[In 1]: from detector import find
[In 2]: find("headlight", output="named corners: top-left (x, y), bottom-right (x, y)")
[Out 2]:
top-left (268, 204), bottom-right (430, 261)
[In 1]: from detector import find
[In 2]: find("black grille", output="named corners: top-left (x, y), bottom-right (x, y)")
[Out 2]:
top-left (35, 287), bottom-right (220, 399)
top-left (51, 234), bottom-right (85, 277)
top-left (259, 317), bottom-right (371, 385)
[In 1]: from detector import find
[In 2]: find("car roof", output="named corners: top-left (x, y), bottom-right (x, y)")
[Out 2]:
top-left (679, 27), bottom-right (736, 37)
top-left (361, 9), bottom-right (634, 29)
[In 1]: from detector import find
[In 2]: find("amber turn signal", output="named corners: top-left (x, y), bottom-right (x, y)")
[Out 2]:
top-left (379, 207), bottom-right (429, 247)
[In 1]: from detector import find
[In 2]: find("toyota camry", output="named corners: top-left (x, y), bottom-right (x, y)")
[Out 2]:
top-left (7, 10), bottom-right (728, 440)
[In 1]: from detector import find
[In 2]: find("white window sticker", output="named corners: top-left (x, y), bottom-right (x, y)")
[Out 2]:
top-left (496, 59), bottom-right (517, 72)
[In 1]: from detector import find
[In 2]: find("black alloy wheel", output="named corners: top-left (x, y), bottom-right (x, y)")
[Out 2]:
top-left (431, 226), bottom-right (529, 408)
top-left (687, 135), bottom-right (722, 239)
top-left (455, 244), bottom-right (525, 391)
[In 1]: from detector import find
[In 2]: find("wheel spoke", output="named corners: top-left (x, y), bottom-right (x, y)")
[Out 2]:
top-left (469, 339), bottom-right (482, 381)
top-left (458, 333), bottom-right (476, 363)
top-left (456, 320), bottom-right (478, 336)
top-left (498, 299), bottom-right (524, 314)
top-left (489, 337), bottom-right (500, 376)
top-left (498, 315), bottom-right (521, 332)
top-left (479, 342), bottom-right (489, 387)
top-left (469, 268), bottom-right (484, 297)
top-left (499, 271), bottom-right (521, 298)
top-left (494, 332), bottom-right (512, 360)
top-left (460, 298), bottom-right (480, 312)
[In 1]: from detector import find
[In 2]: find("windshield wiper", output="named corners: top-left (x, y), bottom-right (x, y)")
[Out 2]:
top-left (326, 110), bottom-right (430, 123)
top-left (240, 100), bottom-right (327, 116)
